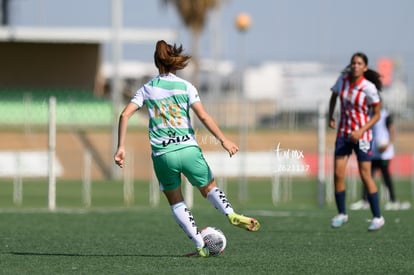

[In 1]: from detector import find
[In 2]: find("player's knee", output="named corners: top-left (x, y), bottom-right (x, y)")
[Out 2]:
top-left (199, 179), bottom-right (216, 197)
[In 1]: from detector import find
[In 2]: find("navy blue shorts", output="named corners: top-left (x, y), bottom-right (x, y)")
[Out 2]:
top-left (334, 137), bottom-right (373, 162)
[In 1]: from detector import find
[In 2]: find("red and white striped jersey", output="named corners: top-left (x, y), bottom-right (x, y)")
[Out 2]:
top-left (331, 73), bottom-right (380, 141)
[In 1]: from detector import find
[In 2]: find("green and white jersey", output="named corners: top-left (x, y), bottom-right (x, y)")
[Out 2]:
top-left (131, 73), bottom-right (200, 156)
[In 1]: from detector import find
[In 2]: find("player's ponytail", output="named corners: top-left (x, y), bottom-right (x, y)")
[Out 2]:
top-left (154, 40), bottom-right (191, 74)
top-left (364, 68), bottom-right (382, 92)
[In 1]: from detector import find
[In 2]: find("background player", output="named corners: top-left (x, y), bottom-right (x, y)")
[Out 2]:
top-left (350, 106), bottom-right (411, 211)
top-left (328, 52), bottom-right (384, 231)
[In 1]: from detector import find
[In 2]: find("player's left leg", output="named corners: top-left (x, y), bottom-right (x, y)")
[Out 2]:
top-left (153, 149), bottom-right (208, 256)
top-left (355, 141), bottom-right (384, 231)
top-left (164, 188), bottom-right (208, 257)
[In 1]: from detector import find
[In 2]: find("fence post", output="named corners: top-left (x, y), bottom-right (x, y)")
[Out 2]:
top-left (217, 176), bottom-right (227, 195)
top-left (412, 153), bottom-right (414, 200)
top-left (149, 171), bottom-right (159, 207)
top-left (82, 150), bottom-right (92, 208)
top-left (184, 177), bottom-right (193, 209)
top-left (347, 156), bottom-right (358, 201)
top-left (123, 150), bottom-right (134, 206)
top-left (272, 174), bottom-right (280, 205)
top-left (317, 102), bottom-right (326, 208)
top-left (325, 148), bottom-right (334, 204)
top-left (13, 152), bottom-right (23, 206)
top-left (48, 96), bottom-right (56, 211)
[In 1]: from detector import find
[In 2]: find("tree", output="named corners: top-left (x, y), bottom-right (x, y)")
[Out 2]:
top-left (1, 0), bottom-right (11, 25)
top-left (162, 0), bottom-right (220, 87)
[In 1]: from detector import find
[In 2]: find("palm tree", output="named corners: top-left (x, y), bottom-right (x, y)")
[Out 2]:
top-left (162, 0), bottom-right (220, 87)
top-left (1, 0), bottom-right (11, 25)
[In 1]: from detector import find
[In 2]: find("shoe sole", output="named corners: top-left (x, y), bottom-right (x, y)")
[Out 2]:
top-left (368, 218), bottom-right (385, 231)
top-left (331, 217), bottom-right (348, 228)
top-left (231, 216), bottom-right (260, 231)
top-left (368, 226), bottom-right (384, 231)
top-left (331, 222), bottom-right (347, 228)
top-left (185, 252), bottom-right (198, 257)
top-left (368, 223), bottom-right (385, 231)
top-left (185, 251), bottom-right (209, 257)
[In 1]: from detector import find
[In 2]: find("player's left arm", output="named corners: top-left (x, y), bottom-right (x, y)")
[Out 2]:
top-left (114, 102), bottom-right (139, 168)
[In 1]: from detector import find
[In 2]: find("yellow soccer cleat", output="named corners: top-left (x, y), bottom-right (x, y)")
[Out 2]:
top-left (186, 246), bottom-right (210, 258)
top-left (197, 246), bottom-right (210, 257)
top-left (228, 213), bottom-right (260, 231)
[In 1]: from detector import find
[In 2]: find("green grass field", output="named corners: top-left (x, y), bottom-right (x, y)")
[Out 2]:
top-left (1, 179), bottom-right (413, 274)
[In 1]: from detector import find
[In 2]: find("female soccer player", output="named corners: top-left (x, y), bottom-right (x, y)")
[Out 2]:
top-left (350, 106), bottom-right (411, 211)
top-left (328, 52), bottom-right (385, 231)
top-left (114, 40), bottom-right (260, 257)
top-left (350, 106), bottom-right (399, 210)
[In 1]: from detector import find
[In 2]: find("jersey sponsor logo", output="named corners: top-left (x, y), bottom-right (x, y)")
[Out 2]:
top-left (161, 134), bottom-right (191, 147)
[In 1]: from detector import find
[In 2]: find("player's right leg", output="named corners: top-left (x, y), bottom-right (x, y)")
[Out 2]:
top-left (331, 155), bottom-right (349, 228)
top-left (164, 189), bottom-right (208, 256)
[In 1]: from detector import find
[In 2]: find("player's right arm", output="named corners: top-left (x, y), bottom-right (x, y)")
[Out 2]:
top-left (114, 102), bottom-right (139, 168)
top-left (328, 75), bottom-right (343, 129)
top-left (328, 92), bottom-right (338, 129)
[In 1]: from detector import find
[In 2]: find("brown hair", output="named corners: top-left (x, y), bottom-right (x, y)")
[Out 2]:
top-left (154, 40), bottom-right (191, 74)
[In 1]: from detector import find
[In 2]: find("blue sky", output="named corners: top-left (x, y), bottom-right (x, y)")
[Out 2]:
top-left (8, 0), bottom-right (414, 78)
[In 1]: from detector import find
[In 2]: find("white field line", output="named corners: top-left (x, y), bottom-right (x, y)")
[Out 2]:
top-left (0, 208), bottom-right (307, 217)
top-left (0, 208), bottom-right (332, 217)
top-left (0, 207), bottom-right (147, 214)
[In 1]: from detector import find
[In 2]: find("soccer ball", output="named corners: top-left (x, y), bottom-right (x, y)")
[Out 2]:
top-left (200, 227), bottom-right (227, 256)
